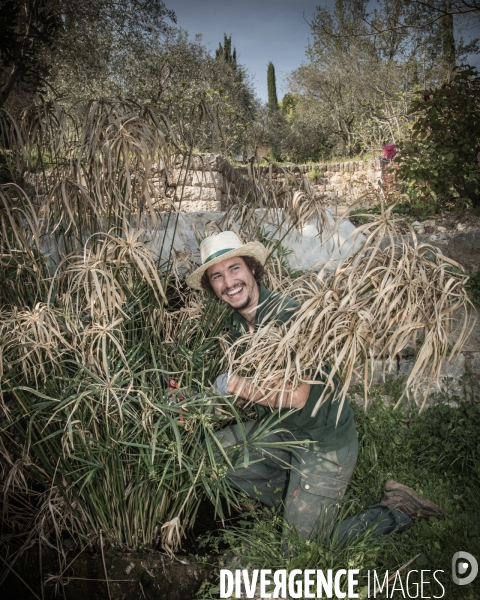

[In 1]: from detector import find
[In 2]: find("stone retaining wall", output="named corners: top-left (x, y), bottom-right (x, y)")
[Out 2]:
top-left (256, 158), bottom-right (382, 204)
top-left (165, 154), bottom-right (250, 212)
top-left (165, 154), bottom-right (382, 212)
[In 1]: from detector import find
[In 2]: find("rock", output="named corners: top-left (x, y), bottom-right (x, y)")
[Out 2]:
top-left (351, 359), bottom-right (397, 386)
top-left (412, 221), bottom-right (421, 227)
top-left (334, 205), bottom-right (349, 217)
top-left (457, 223), bottom-right (467, 231)
top-left (429, 234), bottom-right (438, 241)
top-left (399, 354), bottom-right (465, 396)
top-left (447, 230), bottom-right (480, 269)
top-left (472, 353), bottom-right (480, 375)
top-left (452, 307), bottom-right (480, 352)
top-left (436, 226), bottom-right (447, 233)
top-left (172, 170), bottom-right (224, 188)
top-left (174, 200), bottom-right (221, 212)
top-left (174, 185), bottom-right (220, 203)
top-left (169, 154), bottom-right (383, 211)
top-left (416, 228), bottom-right (425, 235)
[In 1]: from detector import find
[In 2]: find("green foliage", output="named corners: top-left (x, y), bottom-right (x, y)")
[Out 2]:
top-left (404, 189), bottom-right (443, 219)
top-left (281, 0), bottom-right (479, 161)
top-left (2, 5), bottom-right (256, 158)
top-left (197, 397), bottom-right (480, 599)
top-left (280, 93), bottom-right (298, 119)
top-left (267, 62), bottom-right (278, 109)
top-left (215, 34), bottom-right (237, 68)
top-left (1, 0), bottom-right (176, 109)
top-left (307, 165), bottom-right (321, 182)
top-left (0, 0), bottom-right (61, 107)
top-left (467, 267), bottom-right (480, 307)
top-left (396, 67), bottom-right (480, 209)
top-left (351, 197), bottom-right (441, 222)
top-left (441, 9), bottom-right (456, 70)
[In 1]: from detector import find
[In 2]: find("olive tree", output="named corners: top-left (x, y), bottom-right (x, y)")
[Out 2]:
top-left (284, 0), bottom-right (477, 158)
top-left (0, 0), bottom-right (176, 108)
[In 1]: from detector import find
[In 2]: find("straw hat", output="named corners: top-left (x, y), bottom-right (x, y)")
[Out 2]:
top-left (186, 231), bottom-right (268, 290)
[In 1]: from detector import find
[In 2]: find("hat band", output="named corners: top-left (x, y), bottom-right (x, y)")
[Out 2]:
top-left (204, 248), bottom-right (235, 264)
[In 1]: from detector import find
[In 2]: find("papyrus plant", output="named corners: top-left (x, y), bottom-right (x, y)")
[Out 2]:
top-left (0, 97), bottom-right (310, 563)
top-left (0, 94), bottom-right (473, 570)
top-left (226, 197), bottom-right (473, 413)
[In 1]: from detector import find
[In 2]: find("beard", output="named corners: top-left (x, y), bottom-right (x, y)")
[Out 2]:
top-left (232, 293), bottom-right (252, 310)
top-left (221, 282), bottom-right (254, 310)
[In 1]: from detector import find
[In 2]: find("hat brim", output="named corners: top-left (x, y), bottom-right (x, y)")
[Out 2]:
top-left (186, 241), bottom-right (268, 290)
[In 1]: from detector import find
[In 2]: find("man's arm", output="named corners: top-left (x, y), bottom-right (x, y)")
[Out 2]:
top-left (227, 374), bottom-right (310, 409)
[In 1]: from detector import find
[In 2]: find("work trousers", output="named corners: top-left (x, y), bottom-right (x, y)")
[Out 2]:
top-left (215, 421), bottom-right (411, 546)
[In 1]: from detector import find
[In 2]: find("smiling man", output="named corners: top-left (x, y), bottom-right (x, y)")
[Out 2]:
top-left (208, 255), bottom-right (260, 312)
top-left (186, 231), bottom-right (444, 546)
top-left (200, 251), bottom-right (310, 409)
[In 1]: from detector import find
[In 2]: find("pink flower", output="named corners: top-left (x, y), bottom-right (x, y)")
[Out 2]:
top-left (382, 143), bottom-right (398, 159)
top-left (424, 94), bottom-right (430, 101)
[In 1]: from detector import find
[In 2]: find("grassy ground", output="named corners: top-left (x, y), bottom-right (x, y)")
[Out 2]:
top-left (196, 386), bottom-right (480, 599)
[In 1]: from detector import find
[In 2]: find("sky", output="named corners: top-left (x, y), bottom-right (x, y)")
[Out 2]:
top-left (169, 1), bottom-right (480, 103)
top-left (170, 0), bottom-right (322, 103)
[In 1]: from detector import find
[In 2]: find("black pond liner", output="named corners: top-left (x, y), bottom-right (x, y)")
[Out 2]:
top-left (0, 498), bottom-right (256, 600)
top-left (0, 545), bottom-right (215, 600)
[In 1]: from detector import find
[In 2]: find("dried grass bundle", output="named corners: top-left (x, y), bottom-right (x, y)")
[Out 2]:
top-left (226, 204), bottom-right (473, 414)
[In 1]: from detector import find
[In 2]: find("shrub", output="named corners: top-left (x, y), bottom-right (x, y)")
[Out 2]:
top-left (396, 67), bottom-right (480, 209)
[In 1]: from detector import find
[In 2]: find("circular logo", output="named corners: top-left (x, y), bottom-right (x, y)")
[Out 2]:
top-left (452, 552), bottom-right (478, 586)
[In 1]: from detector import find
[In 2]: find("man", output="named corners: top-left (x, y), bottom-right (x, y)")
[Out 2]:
top-left (186, 231), bottom-right (444, 545)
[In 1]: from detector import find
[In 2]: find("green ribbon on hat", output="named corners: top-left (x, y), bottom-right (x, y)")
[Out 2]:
top-left (204, 248), bottom-right (235, 264)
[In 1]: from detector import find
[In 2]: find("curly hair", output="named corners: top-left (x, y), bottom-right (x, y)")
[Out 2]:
top-left (200, 255), bottom-right (265, 295)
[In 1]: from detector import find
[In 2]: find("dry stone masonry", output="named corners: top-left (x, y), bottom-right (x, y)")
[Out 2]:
top-left (165, 154), bottom-right (382, 212)
top-left (293, 158), bottom-right (382, 203)
top-left (165, 154), bottom-right (250, 212)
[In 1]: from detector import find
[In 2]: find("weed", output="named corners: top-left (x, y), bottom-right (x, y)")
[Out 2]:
top-left (307, 165), bottom-right (321, 183)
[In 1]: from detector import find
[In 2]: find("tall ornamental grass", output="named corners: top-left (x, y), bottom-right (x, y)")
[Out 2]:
top-left (0, 98), bottom-right (304, 561)
top-left (0, 97), bottom-right (473, 575)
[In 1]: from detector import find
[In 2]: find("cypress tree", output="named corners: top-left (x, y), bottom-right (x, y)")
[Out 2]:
top-left (441, 0), bottom-right (456, 75)
top-left (267, 62), bottom-right (278, 109)
top-left (216, 34), bottom-right (237, 69)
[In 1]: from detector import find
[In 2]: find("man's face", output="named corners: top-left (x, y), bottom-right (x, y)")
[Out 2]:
top-left (207, 256), bottom-right (258, 311)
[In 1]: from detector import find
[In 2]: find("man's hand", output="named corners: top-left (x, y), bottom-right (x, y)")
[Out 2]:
top-left (227, 374), bottom-right (310, 409)
top-left (213, 372), bottom-right (229, 396)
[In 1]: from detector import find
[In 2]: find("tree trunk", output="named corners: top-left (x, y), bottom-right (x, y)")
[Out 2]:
top-left (0, 63), bottom-right (26, 108)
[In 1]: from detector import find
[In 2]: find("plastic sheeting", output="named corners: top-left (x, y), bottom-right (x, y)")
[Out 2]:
top-left (142, 209), bottom-right (365, 272)
top-left (38, 209), bottom-right (365, 273)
